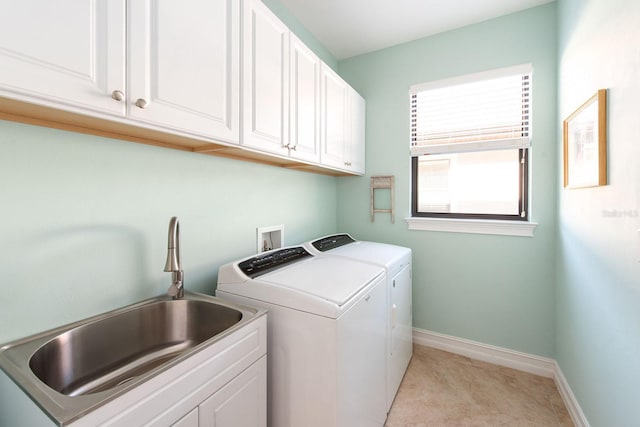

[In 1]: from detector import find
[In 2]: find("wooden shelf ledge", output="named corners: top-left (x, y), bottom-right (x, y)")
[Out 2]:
top-left (0, 96), bottom-right (353, 177)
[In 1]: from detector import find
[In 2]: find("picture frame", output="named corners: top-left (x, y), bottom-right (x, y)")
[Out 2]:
top-left (563, 89), bottom-right (607, 188)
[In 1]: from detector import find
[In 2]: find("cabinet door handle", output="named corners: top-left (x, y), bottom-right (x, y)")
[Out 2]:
top-left (135, 98), bottom-right (148, 109)
top-left (111, 90), bottom-right (125, 101)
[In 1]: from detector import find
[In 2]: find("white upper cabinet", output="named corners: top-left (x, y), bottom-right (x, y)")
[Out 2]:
top-left (320, 64), bottom-right (366, 174)
top-left (128, 0), bottom-right (239, 143)
top-left (0, 0), bottom-right (126, 115)
top-left (320, 64), bottom-right (349, 170)
top-left (0, 0), bottom-right (239, 144)
top-left (242, 0), bottom-right (290, 153)
top-left (289, 34), bottom-right (321, 163)
top-left (0, 0), bottom-right (364, 175)
top-left (347, 88), bottom-right (366, 174)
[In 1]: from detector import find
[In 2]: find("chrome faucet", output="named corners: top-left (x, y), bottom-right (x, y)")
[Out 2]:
top-left (164, 217), bottom-right (184, 299)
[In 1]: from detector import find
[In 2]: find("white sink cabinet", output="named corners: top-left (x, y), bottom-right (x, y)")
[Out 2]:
top-left (0, 313), bottom-right (267, 427)
top-left (170, 357), bottom-right (266, 427)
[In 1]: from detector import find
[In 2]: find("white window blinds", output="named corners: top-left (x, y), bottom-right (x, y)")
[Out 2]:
top-left (410, 64), bottom-right (532, 156)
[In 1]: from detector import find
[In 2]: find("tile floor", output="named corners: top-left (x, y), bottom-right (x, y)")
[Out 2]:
top-left (385, 345), bottom-right (573, 426)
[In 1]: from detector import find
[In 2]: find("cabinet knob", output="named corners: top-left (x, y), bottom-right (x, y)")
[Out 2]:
top-left (135, 98), bottom-right (148, 109)
top-left (290, 145), bottom-right (297, 151)
top-left (111, 90), bottom-right (125, 101)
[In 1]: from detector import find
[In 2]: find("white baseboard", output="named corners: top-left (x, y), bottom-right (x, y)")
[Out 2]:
top-left (553, 361), bottom-right (591, 427)
top-left (412, 328), bottom-right (589, 427)
top-left (412, 327), bottom-right (556, 377)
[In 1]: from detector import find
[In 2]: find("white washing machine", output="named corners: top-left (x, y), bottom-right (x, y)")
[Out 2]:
top-left (216, 246), bottom-right (387, 427)
top-left (303, 234), bottom-right (413, 411)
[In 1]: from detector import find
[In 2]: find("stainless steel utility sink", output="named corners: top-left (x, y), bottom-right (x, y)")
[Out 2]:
top-left (0, 292), bottom-right (262, 425)
top-left (30, 298), bottom-right (242, 396)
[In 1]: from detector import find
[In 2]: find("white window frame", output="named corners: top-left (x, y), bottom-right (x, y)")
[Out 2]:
top-left (407, 64), bottom-right (538, 237)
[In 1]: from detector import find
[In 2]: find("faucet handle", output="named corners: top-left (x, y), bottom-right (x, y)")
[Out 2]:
top-left (167, 284), bottom-right (180, 298)
top-left (168, 270), bottom-right (184, 299)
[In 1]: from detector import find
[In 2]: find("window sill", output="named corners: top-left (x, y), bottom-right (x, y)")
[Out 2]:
top-left (405, 217), bottom-right (538, 237)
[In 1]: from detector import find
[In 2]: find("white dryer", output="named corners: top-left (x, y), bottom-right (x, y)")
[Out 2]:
top-left (303, 234), bottom-right (413, 411)
top-left (216, 246), bottom-right (387, 427)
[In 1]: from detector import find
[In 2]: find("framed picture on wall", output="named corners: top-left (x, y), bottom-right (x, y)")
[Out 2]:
top-left (563, 89), bottom-right (607, 188)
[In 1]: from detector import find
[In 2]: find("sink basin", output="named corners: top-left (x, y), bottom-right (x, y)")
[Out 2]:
top-left (29, 299), bottom-right (243, 396)
top-left (0, 292), bottom-right (263, 425)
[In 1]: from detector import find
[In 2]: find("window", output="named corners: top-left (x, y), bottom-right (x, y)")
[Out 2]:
top-left (410, 64), bottom-right (531, 221)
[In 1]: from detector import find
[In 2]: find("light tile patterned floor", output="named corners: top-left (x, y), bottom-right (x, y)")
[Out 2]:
top-left (385, 345), bottom-right (573, 426)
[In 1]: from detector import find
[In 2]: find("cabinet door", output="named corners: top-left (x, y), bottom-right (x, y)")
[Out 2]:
top-left (199, 356), bottom-right (267, 427)
top-left (0, 0), bottom-right (125, 116)
top-left (172, 408), bottom-right (199, 427)
top-left (289, 34), bottom-right (320, 163)
top-left (242, 0), bottom-right (289, 154)
top-left (348, 88), bottom-right (366, 174)
top-left (128, 0), bottom-right (239, 143)
top-left (320, 64), bottom-right (348, 169)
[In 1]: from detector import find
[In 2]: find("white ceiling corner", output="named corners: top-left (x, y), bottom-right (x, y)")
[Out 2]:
top-left (277, 0), bottom-right (556, 60)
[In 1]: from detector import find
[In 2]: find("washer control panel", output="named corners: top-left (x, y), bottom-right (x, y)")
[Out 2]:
top-left (239, 247), bottom-right (312, 278)
top-left (311, 234), bottom-right (355, 252)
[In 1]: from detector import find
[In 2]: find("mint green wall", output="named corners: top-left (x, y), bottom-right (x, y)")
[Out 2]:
top-left (557, 0), bottom-right (640, 425)
top-left (0, 120), bottom-right (337, 344)
top-left (337, 4), bottom-right (558, 357)
top-left (262, 0), bottom-right (338, 70)
top-left (0, 2), bottom-right (339, 346)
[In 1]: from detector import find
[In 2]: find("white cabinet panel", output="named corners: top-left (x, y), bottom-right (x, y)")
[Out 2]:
top-left (0, 0), bottom-right (125, 115)
top-left (289, 34), bottom-right (320, 163)
top-left (320, 64), bottom-right (348, 169)
top-left (348, 88), bottom-right (366, 174)
top-left (199, 356), bottom-right (267, 427)
top-left (242, 0), bottom-right (289, 153)
top-left (172, 408), bottom-right (199, 427)
top-left (128, 0), bottom-right (239, 142)
top-left (320, 65), bottom-right (366, 174)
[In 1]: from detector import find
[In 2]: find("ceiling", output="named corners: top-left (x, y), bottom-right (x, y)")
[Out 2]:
top-left (277, 0), bottom-right (555, 60)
